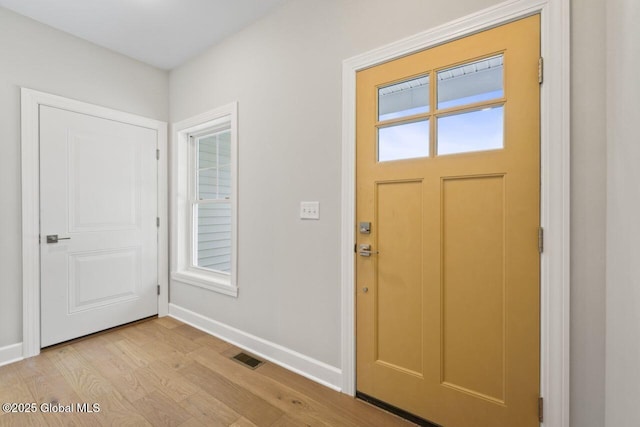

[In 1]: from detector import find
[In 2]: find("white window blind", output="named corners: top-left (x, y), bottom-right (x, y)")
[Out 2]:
top-left (194, 130), bottom-right (232, 273)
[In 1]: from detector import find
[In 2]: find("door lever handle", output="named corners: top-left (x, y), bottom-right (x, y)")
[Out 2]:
top-left (358, 244), bottom-right (379, 257)
top-left (46, 235), bottom-right (71, 244)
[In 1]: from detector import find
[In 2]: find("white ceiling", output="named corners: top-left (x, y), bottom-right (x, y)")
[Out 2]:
top-left (0, 0), bottom-right (287, 69)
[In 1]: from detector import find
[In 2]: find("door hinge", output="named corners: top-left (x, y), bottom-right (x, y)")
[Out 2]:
top-left (538, 397), bottom-right (544, 422)
top-left (354, 243), bottom-right (357, 253)
top-left (157, 285), bottom-right (160, 295)
top-left (156, 217), bottom-right (160, 227)
top-left (538, 57), bottom-right (544, 84)
top-left (538, 227), bottom-right (544, 253)
top-left (156, 149), bottom-right (160, 160)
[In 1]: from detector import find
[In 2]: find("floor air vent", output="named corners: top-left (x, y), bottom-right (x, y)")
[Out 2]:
top-left (231, 352), bottom-right (264, 370)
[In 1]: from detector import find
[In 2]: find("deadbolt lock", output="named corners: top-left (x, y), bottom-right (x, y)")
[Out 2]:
top-left (359, 222), bottom-right (371, 234)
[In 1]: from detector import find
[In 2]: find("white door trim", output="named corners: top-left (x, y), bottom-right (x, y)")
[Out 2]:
top-left (340, 1), bottom-right (570, 426)
top-left (21, 88), bottom-right (169, 358)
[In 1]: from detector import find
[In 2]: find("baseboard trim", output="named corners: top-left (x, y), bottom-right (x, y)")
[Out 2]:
top-left (169, 304), bottom-right (342, 391)
top-left (0, 343), bottom-right (23, 367)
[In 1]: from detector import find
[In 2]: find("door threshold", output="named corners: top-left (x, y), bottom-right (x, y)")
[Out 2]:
top-left (356, 392), bottom-right (441, 427)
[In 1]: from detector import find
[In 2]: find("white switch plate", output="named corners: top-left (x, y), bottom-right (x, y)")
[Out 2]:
top-left (300, 201), bottom-right (320, 220)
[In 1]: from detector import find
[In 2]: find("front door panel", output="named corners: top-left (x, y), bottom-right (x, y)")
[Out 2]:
top-left (356, 15), bottom-right (541, 426)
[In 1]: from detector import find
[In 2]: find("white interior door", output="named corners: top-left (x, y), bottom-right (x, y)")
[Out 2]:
top-left (40, 105), bottom-right (158, 347)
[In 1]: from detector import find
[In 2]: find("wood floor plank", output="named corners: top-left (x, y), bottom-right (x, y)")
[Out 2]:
top-left (156, 348), bottom-right (196, 372)
top-left (0, 362), bottom-right (19, 384)
top-left (73, 335), bottom-right (151, 403)
top-left (118, 330), bottom-right (187, 362)
top-left (271, 414), bottom-right (313, 427)
top-left (0, 318), bottom-right (415, 426)
top-left (0, 412), bottom-right (50, 426)
top-left (133, 390), bottom-right (192, 426)
top-left (178, 417), bottom-right (208, 427)
top-left (155, 316), bottom-right (183, 330)
top-left (259, 362), bottom-right (413, 427)
top-left (0, 364), bottom-right (36, 406)
top-left (116, 321), bottom-right (160, 345)
top-left (128, 321), bottom-right (201, 354)
top-left (69, 334), bottom-right (114, 364)
top-left (86, 356), bottom-right (148, 403)
top-left (108, 339), bottom-right (153, 369)
top-left (45, 346), bottom-right (114, 399)
top-left (192, 332), bottom-right (235, 353)
top-left (22, 373), bottom-right (87, 426)
top-left (46, 346), bottom-right (152, 426)
top-left (0, 364), bottom-right (49, 426)
top-left (188, 346), bottom-right (357, 427)
top-left (12, 351), bottom-right (59, 381)
top-left (179, 391), bottom-right (242, 426)
top-left (171, 324), bottom-right (209, 341)
top-left (133, 359), bottom-right (199, 403)
top-left (230, 416), bottom-right (259, 427)
top-left (179, 361), bottom-right (284, 427)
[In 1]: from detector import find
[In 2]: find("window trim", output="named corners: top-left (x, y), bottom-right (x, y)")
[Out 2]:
top-left (171, 102), bottom-right (238, 297)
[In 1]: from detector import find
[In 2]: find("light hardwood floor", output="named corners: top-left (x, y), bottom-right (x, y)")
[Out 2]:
top-left (0, 317), bottom-right (414, 426)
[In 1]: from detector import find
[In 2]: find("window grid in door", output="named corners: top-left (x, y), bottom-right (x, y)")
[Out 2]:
top-left (375, 53), bottom-right (505, 162)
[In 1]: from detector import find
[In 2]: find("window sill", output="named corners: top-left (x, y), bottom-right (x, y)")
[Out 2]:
top-left (171, 270), bottom-right (238, 298)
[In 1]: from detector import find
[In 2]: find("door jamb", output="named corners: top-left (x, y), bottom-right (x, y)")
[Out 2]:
top-left (340, 1), bottom-right (570, 426)
top-left (21, 88), bottom-right (169, 358)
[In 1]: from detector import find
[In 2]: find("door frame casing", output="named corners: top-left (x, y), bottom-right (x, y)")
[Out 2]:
top-left (341, 1), bottom-right (570, 426)
top-left (21, 88), bottom-right (169, 358)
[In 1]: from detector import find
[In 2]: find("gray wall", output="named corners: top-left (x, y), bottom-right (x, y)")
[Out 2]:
top-left (605, 0), bottom-right (640, 425)
top-left (0, 7), bottom-right (169, 347)
top-left (571, 0), bottom-right (607, 426)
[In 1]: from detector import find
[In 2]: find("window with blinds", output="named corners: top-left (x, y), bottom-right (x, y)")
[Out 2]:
top-left (193, 129), bottom-right (232, 274)
top-left (173, 102), bottom-right (237, 297)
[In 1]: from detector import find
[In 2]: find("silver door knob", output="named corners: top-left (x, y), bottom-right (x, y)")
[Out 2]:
top-left (358, 244), bottom-right (379, 257)
top-left (363, 287), bottom-right (369, 293)
top-left (46, 235), bottom-right (71, 244)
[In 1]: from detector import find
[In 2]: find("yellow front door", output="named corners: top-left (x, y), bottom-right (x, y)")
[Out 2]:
top-left (355, 15), bottom-right (540, 427)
